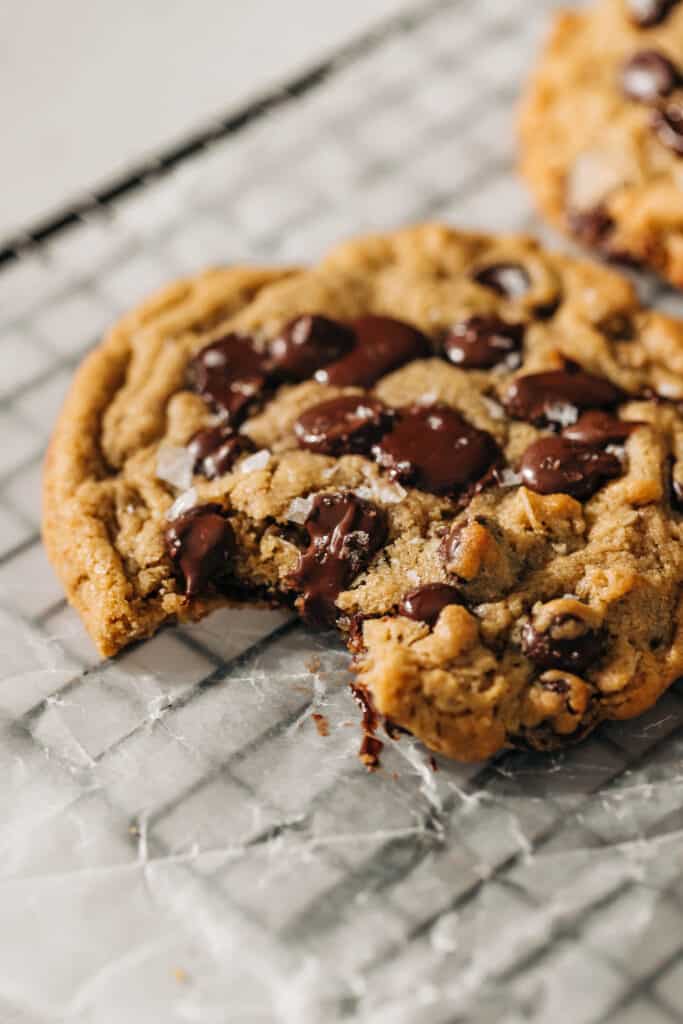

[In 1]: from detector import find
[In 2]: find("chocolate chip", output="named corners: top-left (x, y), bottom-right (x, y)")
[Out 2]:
top-left (562, 410), bottom-right (640, 446)
top-left (268, 315), bottom-right (354, 380)
top-left (569, 206), bottom-right (615, 248)
top-left (444, 315), bottom-right (524, 370)
top-left (188, 425), bottom-right (255, 478)
top-left (315, 315), bottom-right (431, 388)
top-left (653, 102), bottom-right (683, 155)
top-left (673, 478), bottom-right (683, 510)
top-left (628, 0), bottom-right (679, 27)
top-left (440, 520), bottom-right (466, 573)
top-left (399, 583), bottom-right (464, 625)
top-left (189, 334), bottom-right (267, 423)
top-left (294, 395), bottom-right (392, 456)
top-left (373, 403), bottom-right (500, 497)
top-left (502, 368), bottom-right (625, 426)
top-left (522, 617), bottom-right (603, 673)
top-left (165, 504), bottom-right (235, 597)
top-left (597, 313), bottom-right (637, 342)
top-left (472, 263), bottom-right (531, 299)
top-left (622, 50), bottom-right (679, 101)
top-left (539, 676), bottom-right (570, 695)
top-left (605, 248), bottom-right (645, 271)
top-left (670, 458), bottom-right (683, 510)
top-left (519, 436), bottom-right (622, 499)
top-left (288, 492), bottom-right (388, 627)
top-left (534, 297), bottom-right (562, 321)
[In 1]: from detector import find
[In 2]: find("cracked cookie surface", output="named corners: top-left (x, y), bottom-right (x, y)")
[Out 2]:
top-left (44, 224), bottom-right (683, 761)
top-left (520, 0), bottom-right (683, 288)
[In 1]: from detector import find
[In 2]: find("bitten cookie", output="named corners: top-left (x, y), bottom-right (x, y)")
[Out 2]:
top-left (520, 0), bottom-right (683, 287)
top-left (44, 224), bottom-right (683, 762)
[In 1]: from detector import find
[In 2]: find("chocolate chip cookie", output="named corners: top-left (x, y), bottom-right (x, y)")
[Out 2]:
top-left (43, 224), bottom-right (683, 762)
top-left (520, 0), bottom-right (683, 287)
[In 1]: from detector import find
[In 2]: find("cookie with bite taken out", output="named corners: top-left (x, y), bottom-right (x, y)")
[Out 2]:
top-left (43, 224), bottom-right (683, 762)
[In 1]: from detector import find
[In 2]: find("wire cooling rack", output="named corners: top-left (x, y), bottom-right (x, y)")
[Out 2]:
top-left (3, 1), bottom-right (683, 1021)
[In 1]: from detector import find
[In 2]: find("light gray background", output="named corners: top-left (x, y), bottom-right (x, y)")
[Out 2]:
top-left (0, 0), bottom-right (398, 240)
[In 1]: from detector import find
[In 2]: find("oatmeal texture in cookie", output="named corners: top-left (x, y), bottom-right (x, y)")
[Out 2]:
top-left (520, 0), bottom-right (683, 287)
top-left (44, 224), bottom-right (683, 761)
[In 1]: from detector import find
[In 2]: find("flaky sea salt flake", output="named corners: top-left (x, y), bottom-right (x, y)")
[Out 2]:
top-left (286, 496), bottom-right (314, 525)
top-left (353, 486), bottom-right (375, 502)
top-left (240, 449), bottom-right (271, 473)
top-left (497, 467), bottom-right (522, 487)
top-left (156, 444), bottom-right (194, 490)
top-left (545, 402), bottom-right (578, 427)
top-left (482, 396), bottom-right (505, 420)
top-left (168, 487), bottom-right (198, 520)
top-left (375, 480), bottom-right (407, 504)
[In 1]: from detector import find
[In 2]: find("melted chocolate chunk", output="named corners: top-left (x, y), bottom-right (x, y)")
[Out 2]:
top-left (502, 368), bottom-right (625, 425)
top-left (351, 682), bottom-right (380, 735)
top-left (399, 583), bottom-right (464, 625)
top-left (444, 315), bottom-right (524, 370)
top-left (519, 436), bottom-right (622, 499)
top-left (628, 0), bottom-right (679, 27)
top-left (622, 50), bottom-right (679, 102)
top-left (373, 403), bottom-right (500, 496)
top-left (653, 102), bottom-right (683, 155)
top-left (189, 334), bottom-right (267, 423)
top-left (472, 263), bottom-right (531, 299)
top-left (289, 492), bottom-right (388, 627)
top-left (165, 504), bottom-right (236, 597)
top-left (294, 395), bottom-right (392, 456)
top-left (188, 425), bottom-right (255, 478)
top-left (315, 315), bottom-right (431, 388)
top-left (350, 683), bottom-right (394, 770)
top-left (562, 410), bottom-right (640, 446)
top-left (268, 314), bottom-right (354, 380)
top-left (522, 618), bottom-right (603, 673)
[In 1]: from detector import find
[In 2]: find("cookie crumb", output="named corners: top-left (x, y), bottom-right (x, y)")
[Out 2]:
top-left (312, 712), bottom-right (329, 737)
